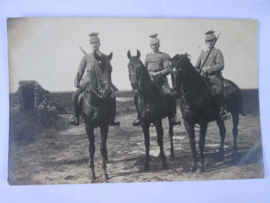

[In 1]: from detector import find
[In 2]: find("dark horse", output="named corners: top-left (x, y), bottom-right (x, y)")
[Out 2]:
top-left (171, 53), bottom-right (245, 173)
top-left (81, 51), bottom-right (113, 182)
top-left (127, 50), bottom-right (178, 171)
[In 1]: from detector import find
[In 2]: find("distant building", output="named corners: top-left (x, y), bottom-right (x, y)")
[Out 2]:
top-left (14, 80), bottom-right (48, 110)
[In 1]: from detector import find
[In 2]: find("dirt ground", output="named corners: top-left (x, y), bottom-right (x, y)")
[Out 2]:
top-left (8, 110), bottom-right (264, 185)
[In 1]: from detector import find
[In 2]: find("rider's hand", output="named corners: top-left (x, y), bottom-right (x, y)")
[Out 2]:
top-left (152, 72), bottom-right (158, 78)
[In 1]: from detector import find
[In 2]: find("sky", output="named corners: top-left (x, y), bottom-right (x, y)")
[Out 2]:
top-left (8, 18), bottom-right (258, 92)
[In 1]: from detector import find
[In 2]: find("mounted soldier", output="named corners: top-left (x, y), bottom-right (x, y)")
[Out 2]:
top-left (133, 34), bottom-right (180, 126)
top-left (70, 33), bottom-right (120, 126)
top-left (195, 30), bottom-right (228, 120)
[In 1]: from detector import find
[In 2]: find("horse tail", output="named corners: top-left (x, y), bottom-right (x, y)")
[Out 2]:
top-left (226, 79), bottom-right (246, 116)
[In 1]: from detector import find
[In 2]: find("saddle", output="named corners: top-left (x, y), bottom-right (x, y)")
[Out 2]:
top-left (208, 78), bottom-right (238, 98)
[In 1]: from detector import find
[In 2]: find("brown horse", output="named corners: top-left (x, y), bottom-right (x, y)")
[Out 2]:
top-left (127, 50), bottom-right (178, 171)
top-left (171, 53), bottom-right (245, 174)
top-left (81, 51), bottom-right (113, 182)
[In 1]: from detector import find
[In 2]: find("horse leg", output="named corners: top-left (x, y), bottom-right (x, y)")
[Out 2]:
top-left (168, 117), bottom-right (175, 160)
top-left (155, 119), bottom-right (168, 170)
top-left (232, 112), bottom-right (239, 162)
top-left (184, 120), bottom-right (197, 172)
top-left (197, 123), bottom-right (207, 174)
top-left (141, 121), bottom-right (150, 171)
top-left (85, 122), bottom-right (96, 182)
top-left (216, 119), bottom-right (226, 161)
top-left (100, 124), bottom-right (109, 180)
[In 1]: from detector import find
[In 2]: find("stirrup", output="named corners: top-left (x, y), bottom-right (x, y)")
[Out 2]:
top-left (171, 118), bottom-right (181, 126)
top-left (133, 118), bottom-right (140, 127)
top-left (67, 116), bottom-right (79, 126)
top-left (109, 118), bottom-right (120, 126)
top-left (220, 110), bottom-right (228, 120)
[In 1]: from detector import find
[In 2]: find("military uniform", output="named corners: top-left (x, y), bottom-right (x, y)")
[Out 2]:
top-left (195, 30), bottom-right (227, 120)
top-left (144, 51), bottom-right (173, 94)
top-left (71, 33), bottom-right (119, 126)
top-left (195, 48), bottom-right (224, 94)
top-left (133, 34), bottom-right (179, 126)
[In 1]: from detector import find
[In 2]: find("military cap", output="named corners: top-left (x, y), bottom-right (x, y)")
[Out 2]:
top-left (205, 30), bottom-right (216, 41)
top-left (89, 32), bottom-right (100, 43)
top-left (149, 33), bottom-right (160, 45)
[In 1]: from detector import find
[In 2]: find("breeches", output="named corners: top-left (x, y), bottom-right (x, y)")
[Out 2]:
top-left (209, 78), bottom-right (223, 95)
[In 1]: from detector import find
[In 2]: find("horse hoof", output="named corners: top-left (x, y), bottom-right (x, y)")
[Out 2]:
top-left (162, 163), bottom-right (169, 170)
top-left (196, 167), bottom-right (204, 174)
top-left (90, 174), bottom-right (96, 183)
top-left (190, 166), bottom-right (196, 173)
top-left (103, 173), bottom-right (109, 180)
top-left (170, 153), bottom-right (175, 160)
top-left (217, 155), bottom-right (225, 162)
top-left (143, 163), bottom-right (149, 172)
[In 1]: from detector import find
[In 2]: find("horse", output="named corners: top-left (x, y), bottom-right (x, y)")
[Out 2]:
top-left (127, 50), bottom-right (179, 171)
top-left (81, 51), bottom-right (114, 182)
top-left (171, 53), bottom-right (246, 174)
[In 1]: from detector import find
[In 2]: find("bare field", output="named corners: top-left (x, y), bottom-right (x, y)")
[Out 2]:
top-left (8, 90), bottom-right (263, 185)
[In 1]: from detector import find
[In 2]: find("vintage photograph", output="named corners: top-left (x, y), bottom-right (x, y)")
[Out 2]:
top-left (8, 18), bottom-right (263, 185)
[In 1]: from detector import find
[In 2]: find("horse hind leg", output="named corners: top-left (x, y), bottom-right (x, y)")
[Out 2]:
top-left (232, 112), bottom-right (239, 162)
top-left (197, 123), bottom-right (207, 174)
top-left (100, 124), bottom-right (109, 180)
top-left (168, 116), bottom-right (175, 160)
top-left (85, 123), bottom-right (96, 183)
top-left (155, 119), bottom-right (168, 170)
top-left (216, 119), bottom-right (226, 161)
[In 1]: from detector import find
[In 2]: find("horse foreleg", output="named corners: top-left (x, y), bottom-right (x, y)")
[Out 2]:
top-left (85, 123), bottom-right (96, 182)
top-left (168, 117), bottom-right (175, 160)
top-left (100, 124), bottom-right (109, 180)
top-left (184, 120), bottom-right (196, 172)
top-left (141, 121), bottom-right (150, 171)
top-left (216, 119), bottom-right (226, 161)
top-left (155, 119), bottom-right (168, 170)
top-left (197, 123), bottom-right (207, 174)
top-left (232, 112), bottom-right (239, 161)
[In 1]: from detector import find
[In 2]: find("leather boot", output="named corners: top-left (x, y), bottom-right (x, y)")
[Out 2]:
top-left (72, 101), bottom-right (80, 126)
top-left (218, 93), bottom-right (228, 120)
top-left (108, 95), bottom-right (120, 126)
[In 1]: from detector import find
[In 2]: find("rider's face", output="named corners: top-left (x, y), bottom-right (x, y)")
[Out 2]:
top-left (206, 39), bottom-right (215, 49)
top-left (90, 41), bottom-right (101, 51)
top-left (150, 42), bottom-right (160, 52)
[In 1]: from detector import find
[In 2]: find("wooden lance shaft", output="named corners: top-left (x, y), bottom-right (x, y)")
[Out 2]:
top-left (199, 33), bottom-right (221, 74)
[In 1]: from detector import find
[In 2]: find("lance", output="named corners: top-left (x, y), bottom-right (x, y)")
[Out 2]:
top-left (199, 33), bottom-right (221, 74)
top-left (79, 46), bottom-right (87, 55)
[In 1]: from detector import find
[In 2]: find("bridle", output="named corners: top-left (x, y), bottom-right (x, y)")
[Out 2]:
top-left (83, 60), bottom-right (112, 109)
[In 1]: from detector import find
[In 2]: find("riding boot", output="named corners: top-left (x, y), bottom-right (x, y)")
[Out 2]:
top-left (133, 93), bottom-right (140, 126)
top-left (218, 93), bottom-right (228, 120)
top-left (71, 101), bottom-right (80, 126)
top-left (108, 96), bottom-right (120, 126)
top-left (170, 98), bottom-right (181, 126)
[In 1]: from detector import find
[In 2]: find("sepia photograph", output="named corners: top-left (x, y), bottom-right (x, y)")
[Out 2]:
top-left (8, 18), bottom-right (263, 185)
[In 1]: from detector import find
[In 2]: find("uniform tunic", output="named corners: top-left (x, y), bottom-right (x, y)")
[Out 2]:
top-left (72, 53), bottom-right (100, 102)
top-left (144, 51), bottom-right (172, 94)
top-left (75, 52), bottom-right (101, 88)
top-left (195, 48), bottom-right (224, 94)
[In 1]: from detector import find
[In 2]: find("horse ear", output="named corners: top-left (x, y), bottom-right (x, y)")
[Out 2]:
top-left (127, 50), bottom-right (132, 60)
top-left (94, 51), bottom-right (101, 61)
top-left (137, 50), bottom-right (141, 59)
top-left (108, 52), bottom-right (113, 60)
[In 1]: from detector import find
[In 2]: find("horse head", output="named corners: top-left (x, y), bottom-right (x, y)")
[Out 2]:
top-left (171, 53), bottom-right (193, 91)
top-left (127, 50), bottom-right (143, 91)
top-left (93, 51), bottom-right (113, 99)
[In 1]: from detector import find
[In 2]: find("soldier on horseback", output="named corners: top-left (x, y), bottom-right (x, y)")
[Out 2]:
top-left (71, 33), bottom-right (120, 126)
top-left (133, 34), bottom-right (180, 126)
top-left (195, 30), bottom-right (228, 120)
